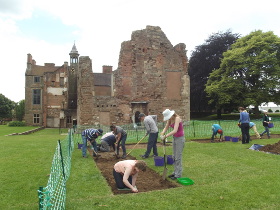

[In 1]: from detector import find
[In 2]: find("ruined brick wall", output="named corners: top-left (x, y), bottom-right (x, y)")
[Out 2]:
top-left (77, 57), bottom-right (131, 126)
top-left (25, 26), bottom-right (190, 128)
top-left (43, 65), bottom-right (68, 127)
top-left (77, 56), bottom-right (96, 126)
top-left (114, 25), bottom-right (190, 122)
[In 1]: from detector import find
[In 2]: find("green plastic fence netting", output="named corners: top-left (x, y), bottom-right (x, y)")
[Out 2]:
top-left (38, 129), bottom-right (74, 210)
top-left (38, 119), bottom-right (279, 209)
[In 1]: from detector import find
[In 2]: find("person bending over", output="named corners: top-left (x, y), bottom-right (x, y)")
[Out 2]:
top-left (113, 160), bottom-right (147, 193)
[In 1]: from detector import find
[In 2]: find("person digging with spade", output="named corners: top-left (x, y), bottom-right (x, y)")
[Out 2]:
top-left (110, 125), bottom-right (127, 158)
top-left (138, 113), bottom-right (159, 159)
top-left (81, 128), bottom-right (103, 158)
top-left (211, 124), bottom-right (223, 142)
top-left (160, 109), bottom-right (185, 180)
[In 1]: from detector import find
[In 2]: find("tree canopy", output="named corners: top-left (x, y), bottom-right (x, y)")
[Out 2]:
top-left (15, 100), bottom-right (25, 121)
top-left (189, 30), bottom-right (240, 113)
top-left (0, 94), bottom-right (15, 120)
top-left (205, 30), bottom-right (280, 114)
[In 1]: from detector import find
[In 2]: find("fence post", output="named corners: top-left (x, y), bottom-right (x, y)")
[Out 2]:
top-left (38, 186), bottom-right (43, 210)
top-left (192, 121), bottom-right (196, 137)
top-left (68, 129), bottom-right (72, 156)
top-left (58, 140), bottom-right (66, 180)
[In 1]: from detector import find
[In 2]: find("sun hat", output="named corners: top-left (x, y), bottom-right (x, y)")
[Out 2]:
top-left (162, 109), bottom-right (175, 121)
top-left (217, 129), bottom-right (223, 134)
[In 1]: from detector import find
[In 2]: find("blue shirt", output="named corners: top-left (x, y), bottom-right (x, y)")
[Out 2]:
top-left (239, 111), bottom-right (250, 124)
top-left (82, 129), bottom-right (98, 140)
top-left (249, 122), bottom-right (255, 128)
top-left (212, 124), bottom-right (222, 133)
top-left (102, 134), bottom-right (116, 146)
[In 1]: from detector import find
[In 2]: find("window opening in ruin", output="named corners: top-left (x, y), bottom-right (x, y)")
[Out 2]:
top-left (34, 76), bottom-right (40, 83)
top-left (60, 77), bottom-right (64, 86)
top-left (135, 111), bottom-right (141, 125)
top-left (33, 114), bottom-right (40, 124)
top-left (67, 116), bottom-right (72, 124)
top-left (32, 89), bottom-right (41, 105)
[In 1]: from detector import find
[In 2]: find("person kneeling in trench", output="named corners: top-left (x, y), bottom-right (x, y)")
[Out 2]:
top-left (113, 160), bottom-right (147, 193)
top-left (99, 131), bottom-right (116, 152)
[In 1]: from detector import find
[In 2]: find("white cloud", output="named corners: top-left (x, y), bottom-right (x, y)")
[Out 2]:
top-left (1, 0), bottom-right (280, 102)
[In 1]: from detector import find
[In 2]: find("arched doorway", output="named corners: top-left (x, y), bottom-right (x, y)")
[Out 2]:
top-left (135, 111), bottom-right (141, 125)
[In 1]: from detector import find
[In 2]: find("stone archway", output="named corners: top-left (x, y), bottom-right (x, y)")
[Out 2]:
top-left (135, 111), bottom-right (141, 125)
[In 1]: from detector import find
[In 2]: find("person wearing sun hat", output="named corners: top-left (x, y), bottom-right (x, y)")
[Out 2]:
top-left (211, 124), bottom-right (223, 142)
top-left (81, 128), bottom-right (103, 158)
top-left (160, 109), bottom-right (185, 180)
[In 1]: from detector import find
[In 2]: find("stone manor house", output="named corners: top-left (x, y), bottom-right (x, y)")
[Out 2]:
top-left (24, 26), bottom-right (190, 128)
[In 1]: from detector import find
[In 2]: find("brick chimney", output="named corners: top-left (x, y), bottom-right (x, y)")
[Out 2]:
top-left (102, 65), bottom-right (112, 74)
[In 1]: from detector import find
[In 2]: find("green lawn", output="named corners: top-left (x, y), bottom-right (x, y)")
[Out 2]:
top-left (0, 126), bottom-right (279, 209)
top-left (0, 125), bottom-right (41, 136)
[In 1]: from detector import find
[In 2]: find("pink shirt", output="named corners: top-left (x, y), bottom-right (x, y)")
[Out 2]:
top-left (170, 122), bottom-right (184, 137)
top-left (114, 160), bottom-right (137, 174)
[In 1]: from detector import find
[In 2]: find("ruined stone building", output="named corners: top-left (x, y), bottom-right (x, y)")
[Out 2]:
top-left (25, 26), bottom-right (190, 128)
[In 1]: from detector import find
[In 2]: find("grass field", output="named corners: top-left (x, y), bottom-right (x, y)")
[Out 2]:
top-left (0, 125), bottom-right (280, 209)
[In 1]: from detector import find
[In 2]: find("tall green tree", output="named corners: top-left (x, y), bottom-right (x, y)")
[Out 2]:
top-left (189, 30), bottom-right (240, 114)
top-left (0, 94), bottom-right (15, 120)
top-left (15, 100), bottom-right (25, 121)
top-left (206, 30), bottom-right (280, 116)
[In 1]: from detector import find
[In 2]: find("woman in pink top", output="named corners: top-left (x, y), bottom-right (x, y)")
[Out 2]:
top-left (113, 160), bottom-right (147, 193)
top-left (160, 109), bottom-right (185, 180)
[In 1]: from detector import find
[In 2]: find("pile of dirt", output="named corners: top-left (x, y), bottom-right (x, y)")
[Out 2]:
top-left (259, 140), bottom-right (280, 154)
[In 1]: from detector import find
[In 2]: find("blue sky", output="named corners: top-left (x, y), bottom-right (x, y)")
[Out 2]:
top-left (17, 10), bottom-right (80, 44)
top-left (1, 0), bottom-right (280, 102)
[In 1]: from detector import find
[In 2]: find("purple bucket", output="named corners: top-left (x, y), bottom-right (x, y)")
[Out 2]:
top-left (232, 137), bottom-right (239, 142)
top-left (167, 155), bottom-right (174, 165)
top-left (154, 156), bottom-right (164, 166)
top-left (268, 123), bottom-right (274, 128)
top-left (78, 143), bottom-right (83, 149)
top-left (224, 136), bottom-right (231, 141)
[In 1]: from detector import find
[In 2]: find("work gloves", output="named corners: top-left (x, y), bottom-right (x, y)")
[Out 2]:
top-left (160, 135), bottom-right (166, 141)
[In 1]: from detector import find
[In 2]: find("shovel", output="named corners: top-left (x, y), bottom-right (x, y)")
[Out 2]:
top-left (90, 145), bottom-right (101, 159)
top-left (127, 134), bottom-right (148, 156)
top-left (113, 147), bottom-right (120, 159)
top-left (162, 139), bottom-right (168, 180)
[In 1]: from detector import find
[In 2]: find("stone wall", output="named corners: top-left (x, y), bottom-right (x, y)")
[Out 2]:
top-left (25, 25), bottom-right (190, 128)
top-left (77, 56), bottom-right (96, 126)
top-left (114, 25), bottom-right (190, 122)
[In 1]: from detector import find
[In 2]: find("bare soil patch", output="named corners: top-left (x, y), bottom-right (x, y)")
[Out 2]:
top-left (86, 135), bottom-right (280, 194)
top-left (87, 143), bottom-right (180, 195)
